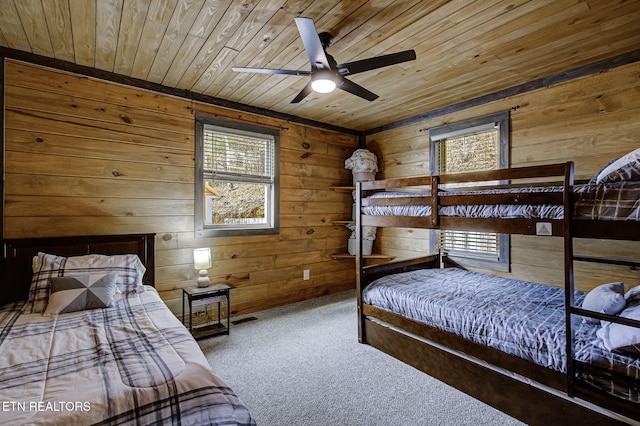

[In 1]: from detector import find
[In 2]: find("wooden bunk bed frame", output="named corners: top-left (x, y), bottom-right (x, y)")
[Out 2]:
top-left (355, 162), bottom-right (640, 425)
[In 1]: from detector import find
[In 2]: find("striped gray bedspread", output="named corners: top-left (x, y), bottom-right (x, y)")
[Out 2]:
top-left (362, 267), bottom-right (640, 403)
top-left (0, 288), bottom-right (255, 425)
top-left (363, 181), bottom-right (640, 221)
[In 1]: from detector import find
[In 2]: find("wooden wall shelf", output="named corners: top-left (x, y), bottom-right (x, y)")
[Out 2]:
top-left (329, 186), bottom-right (355, 192)
top-left (330, 186), bottom-right (394, 265)
top-left (331, 253), bottom-right (396, 261)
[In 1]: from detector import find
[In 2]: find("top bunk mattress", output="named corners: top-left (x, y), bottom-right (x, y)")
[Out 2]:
top-left (362, 267), bottom-right (640, 403)
top-left (362, 181), bottom-right (640, 221)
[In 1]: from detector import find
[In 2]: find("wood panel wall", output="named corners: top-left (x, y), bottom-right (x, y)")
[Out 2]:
top-left (2, 59), bottom-right (357, 316)
top-left (366, 61), bottom-right (640, 292)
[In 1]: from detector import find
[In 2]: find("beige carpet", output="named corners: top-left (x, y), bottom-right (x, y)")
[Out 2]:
top-left (198, 290), bottom-right (525, 426)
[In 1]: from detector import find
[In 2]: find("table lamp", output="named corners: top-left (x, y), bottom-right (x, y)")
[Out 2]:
top-left (193, 247), bottom-right (212, 287)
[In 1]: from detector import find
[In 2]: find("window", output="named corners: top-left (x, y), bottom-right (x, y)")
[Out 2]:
top-left (429, 111), bottom-right (510, 271)
top-left (195, 115), bottom-right (279, 238)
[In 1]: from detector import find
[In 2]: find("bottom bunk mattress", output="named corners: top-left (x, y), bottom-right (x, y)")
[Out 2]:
top-left (0, 287), bottom-right (255, 425)
top-left (362, 267), bottom-right (640, 403)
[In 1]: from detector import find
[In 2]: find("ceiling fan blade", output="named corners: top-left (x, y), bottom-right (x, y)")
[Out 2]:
top-left (338, 49), bottom-right (416, 76)
top-left (291, 81), bottom-right (314, 103)
top-left (295, 17), bottom-right (331, 69)
top-left (338, 77), bottom-right (379, 101)
top-left (232, 67), bottom-right (312, 76)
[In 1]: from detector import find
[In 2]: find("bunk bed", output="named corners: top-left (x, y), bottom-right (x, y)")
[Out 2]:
top-left (0, 234), bottom-right (255, 426)
top-left (354, 159), bottom-right (640, 425)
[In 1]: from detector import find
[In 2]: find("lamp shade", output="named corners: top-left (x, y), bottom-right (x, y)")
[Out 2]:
top-left (193, 248), bottom-right (212, 288)
top-left (193, 248), bottom-right (212, 270)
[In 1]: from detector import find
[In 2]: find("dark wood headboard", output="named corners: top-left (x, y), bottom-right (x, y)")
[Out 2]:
top-left (1, 233), bottom-right (155, 306)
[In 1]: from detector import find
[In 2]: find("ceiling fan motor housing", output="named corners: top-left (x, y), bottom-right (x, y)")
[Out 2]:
top-left (318, 32), bottom-right (334, 49)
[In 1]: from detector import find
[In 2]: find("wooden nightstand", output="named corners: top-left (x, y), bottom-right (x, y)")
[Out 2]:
top-left (182, 283), bottom-right (230, 339)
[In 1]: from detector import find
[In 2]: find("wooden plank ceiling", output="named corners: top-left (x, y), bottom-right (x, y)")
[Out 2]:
top-left (1, 0), bottom-right (639, 132)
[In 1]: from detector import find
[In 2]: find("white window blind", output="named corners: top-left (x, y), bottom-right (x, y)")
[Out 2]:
top-left (203, 125), bottom-right (274, 182)
top-left (441, 230), bottom-right (499, 259)
top-left (436, 128), bottom-right (500, 258)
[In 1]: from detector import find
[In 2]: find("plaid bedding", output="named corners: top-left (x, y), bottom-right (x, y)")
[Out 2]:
top-left (573, 181), bottom-right (640, 220)
top-left (0, 288), bottom-right (255, 425)
top-left (363, 181), bottom-right (640, 221)
top-left (362, 268), bottom-right (640, 403)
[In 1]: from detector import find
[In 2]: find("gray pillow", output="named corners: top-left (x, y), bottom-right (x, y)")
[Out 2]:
top-left (580, 282), bottom-right (626, 324)
top-left (44, 274), bottom-right (118, 315)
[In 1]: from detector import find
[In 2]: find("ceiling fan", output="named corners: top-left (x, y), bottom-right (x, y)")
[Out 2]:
top-left (231, 17), bottom-right (417, 103)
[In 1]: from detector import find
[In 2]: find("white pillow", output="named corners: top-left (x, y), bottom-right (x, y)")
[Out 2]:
top-left (595, 147), bottom-right (640, 184)
top-left (580, 282), bottom-right (626, 324)
top-left (596, 303), bottom-right (640, 354)
top-left (25, 252), bottom-right (145, 314)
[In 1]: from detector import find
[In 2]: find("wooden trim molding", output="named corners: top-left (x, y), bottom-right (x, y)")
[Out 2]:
top-left (364, 48), bottom-right (640, 135)
top-left (0, 47), bottom-right (360, 137)
top-left (2, 47), bottom-right (639, 138)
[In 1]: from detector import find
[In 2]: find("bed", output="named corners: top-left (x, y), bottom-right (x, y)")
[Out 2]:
top-left (354, 153), bottom-right (640, 425)
top-left (0, 234), bottom-right (255, 426)
top-left (359, 163), bottom-right (640, 238)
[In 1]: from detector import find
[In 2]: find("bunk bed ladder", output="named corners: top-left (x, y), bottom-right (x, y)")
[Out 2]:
top-left (565, 163), bottom-right (640, 420)
top-left (560, 161), bottom-right (640, 420)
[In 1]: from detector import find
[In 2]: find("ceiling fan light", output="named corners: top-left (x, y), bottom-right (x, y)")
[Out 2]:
top-left (311, 78), bottom-right (336, 93)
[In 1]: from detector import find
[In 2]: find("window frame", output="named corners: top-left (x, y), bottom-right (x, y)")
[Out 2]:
top-left (428, 111), bottom-right (510, 272)
top-left (195, 115), bottom-right (280, 238)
